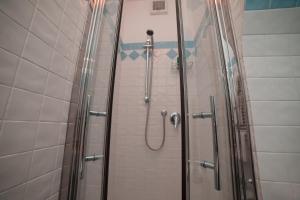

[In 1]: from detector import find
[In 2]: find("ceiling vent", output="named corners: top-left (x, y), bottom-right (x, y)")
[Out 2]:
top-left (151, 0), bottom-right (168, 15)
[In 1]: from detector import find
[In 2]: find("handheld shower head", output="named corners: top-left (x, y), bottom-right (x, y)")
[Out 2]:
top-left (146, 30), bottom-right (154, 36)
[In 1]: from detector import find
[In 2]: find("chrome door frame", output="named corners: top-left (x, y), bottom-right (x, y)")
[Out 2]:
top-left (175, 0), bottom-right (258, 199)
top-left (101, 0), bottom-right (124, 199)
top-left (174, 0), bottom-right (190, 199)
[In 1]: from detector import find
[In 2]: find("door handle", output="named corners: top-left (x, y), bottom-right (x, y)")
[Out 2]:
top-left (192, 96), bottom-right (220, 191)
top-left (79, 95), bottom-right (91, 179)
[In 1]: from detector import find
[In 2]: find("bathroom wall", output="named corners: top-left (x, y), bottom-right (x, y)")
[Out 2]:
top-left (120, 0), bottom-right (177, 42)
top-left (243, 7), bottom-right (300, 200)
top-left (0, 0), bottom-right (89, 199)
top-left (107, 0), bottom-right (183, 199)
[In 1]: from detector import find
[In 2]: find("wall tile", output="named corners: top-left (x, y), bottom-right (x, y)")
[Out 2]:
top-left (0, 85), bottom-right (11, 118)
top-left (0, 121), bottom-right (38, 156)
top-left (244, 7), bottom-right (300, 199)
top-left (24, 172), bottom-right (53, 200)
top-left (51, 169), bottom-right (62, 195)
top-left (0, 152), bottom-right (32, 192)
top-left (47, 193), bottom-right (59, 200)
top-left (260, 181), bottom-right (296, 200)
top-left (0, 0), bottom-right (35, 28)
top-left (28, 147), bottom-right (57, 179)
top-left (0, 183), bottom-right (27, 200)
top-left (49, 51), bottom-right (70, 79)
top-left (55, 0), bottom-right (67, 9)
top-left (243, 34), bottom-right (300, 56)
top-left (31, 10), bottom-right (59, 47)
top-left (257, 152), bottom-right (300, 182)
top-left (244, 56), bottom-right (300, 78)
top-left (0, 48), bottom-right (19, 86)
top-left (60, 14), bottom-right (77, 42)
top-left (254, 126), bottom-right (300, 153)
top-left (15, 59), bottom-right (48, 94)
top-left (0, 12), bottom-right (27, 55)
top-left (251, 101), bottom-right (300, 126)
top-left (23, 33), bottom-right (53, 69)
top-left (0, 0), bottom-right (88, 196)
top-left (35, 122), bottom-right (61, 148)
top-left (45, 73), bottom-right (67, 100)
top-left (247, 78), bottom-right (300, 100)
top-left (38, 0), bottom-right (63, 27)
top-left (244, 8), bottom-right (300, 34)
top-left (245, 0), bottom-right (270, 10)
top-left (40, 97), bottom-right (65, 122)
top-left (55, 32), bottom-right (73, 61)
top-left (5, 88), bottom-right (43, 121)
top-left (271, 0), bottom-right (297, 9)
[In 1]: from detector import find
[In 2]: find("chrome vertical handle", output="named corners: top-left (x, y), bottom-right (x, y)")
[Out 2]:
top-left (210, 96), bottom-right (220, 191)
top-left (192, 96), bottom-right (220, 190)
top-left (79, 95), bottom-right (91, 179)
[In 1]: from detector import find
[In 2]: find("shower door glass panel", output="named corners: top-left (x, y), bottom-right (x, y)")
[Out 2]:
top-left (181, 0), bottom-right (234, 199)
top-left (77, 0), bottom-right (121, 199)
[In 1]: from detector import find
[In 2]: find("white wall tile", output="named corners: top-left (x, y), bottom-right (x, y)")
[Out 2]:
top-left (5, 88), bottom-right (43, 121)
top-left (244, 8), bottom-right (300, 35)
top-left (0, 0), bottom-right (35, 29)
top-left (45, 73), bottom-right (67, 100)
top-left (254, 126), bottom-right (300, 153)
top-left (0, 121), bottom-right (38, 156)
top-left (23, 33), bottom-right (53, 69)
top-left (31, 10), bottom-right (59, 47)
top-left (0, 45), bottom-right (19, 86)
top-left (24, 172), bottom-right (53, 200)
top-left (15, 59), bottom-right (48, 94)
top-left (0, 85), bottom-right (10, 118)
top-left (243, 34), bottom-right (300, 57)
top-left (247, 78), bottom-right (300, 101)
top-left (37, 0), bottom-right (63, 27)
top-left (257, 152), bottom-right (300, 183)
top-left (55, 32), bottom-right (73, 62)
top-left (60, 14), bottom-right (77, 42)
top-left (260, 181), bottom-right (296, 200)
top-left (0, 183), bottom-right (27, 200)
top-left (244, 56), bottom-right (300, 78)
top-left (40, 97), bottom-right (65, 122)
top-left (47, 193), bottom-right (59, 200)
top-left (251, 101), bottom-right (300, 126)
top-left (49, 51), bottom-right (70, 79)
top-left (0, 152), bottom-right (32, 192)
top-left (35, 122), bottom-right (61, 148)
top-left (28, 147), bottom-right (58, 179)
top-left (0, 0), bottom-right (88, 197)
top-left (244, 10), bottom-right (300, 198)
top-left (0, 12), bottom-right (27, 55)
top-left (55, 0), bottom-right (66, 9)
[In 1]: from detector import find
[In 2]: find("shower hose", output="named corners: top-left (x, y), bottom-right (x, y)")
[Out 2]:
top-left (145, 102), bottom-right (166, 151)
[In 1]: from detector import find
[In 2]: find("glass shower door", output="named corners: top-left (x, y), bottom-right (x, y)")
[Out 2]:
top-left (180, 0), bottom-right (235, 199)
top-left (59, 0), bottom-right (122, 199)
top-left (76, 0), bottom-right (122, 199)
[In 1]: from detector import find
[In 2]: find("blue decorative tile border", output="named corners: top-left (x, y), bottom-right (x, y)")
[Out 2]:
top-left (120, 41), bottom-right (194, 50)
top-left (119, 44), bottom-right (194, 61)
top-left (245, 0), bottom-right (300, 10)
top-left (119, 41), bottom-right (195, 61)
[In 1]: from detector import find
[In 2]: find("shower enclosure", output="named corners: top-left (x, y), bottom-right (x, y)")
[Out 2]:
top-left (59, 0), bottom-right (257, 200)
